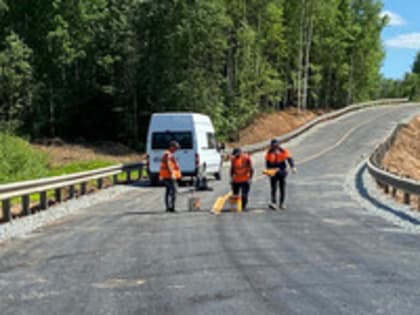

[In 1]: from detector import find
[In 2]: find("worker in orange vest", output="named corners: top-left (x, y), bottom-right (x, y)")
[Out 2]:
top-left (265, 139), bottom-right (296, 210)
top-left (230, 148), bottom-right (254, 211)
top-left (159, 140), bottom-right (182, 212)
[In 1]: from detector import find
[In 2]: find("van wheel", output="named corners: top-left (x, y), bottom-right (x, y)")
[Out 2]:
top-left (214, 171), bottom-right (222, 181)
top-left (149, 174), bottom-right (160, 186)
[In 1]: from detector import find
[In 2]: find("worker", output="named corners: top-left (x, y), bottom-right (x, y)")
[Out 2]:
top-left (159, 140), bottom-right (182, 212)
top-left (265, 139), bottom-right (296, 210)
top-left (230, 148), bottom-right (254, 211)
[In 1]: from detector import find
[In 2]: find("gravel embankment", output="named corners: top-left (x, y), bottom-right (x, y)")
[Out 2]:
top-left (0, 185), bottom-right (141, 242)
top-left (347, 159), bottom-right (420, 233)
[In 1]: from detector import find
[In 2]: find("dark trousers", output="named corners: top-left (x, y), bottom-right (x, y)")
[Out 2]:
top-left (232, 182), bottom-right (250, 209)
top-left (163, 179), bottom-right (177, 210)
top-left (270, 175), bottom-right (286, 205)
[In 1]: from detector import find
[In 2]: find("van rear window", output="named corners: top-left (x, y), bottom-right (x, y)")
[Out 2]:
top-left (152, 131), bottom-right (193, 150)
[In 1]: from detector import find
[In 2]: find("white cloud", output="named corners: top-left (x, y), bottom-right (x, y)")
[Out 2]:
top-left (380, 10), bottom-right (406, 26)
top-left (386, 33), bottom-right (420, 49)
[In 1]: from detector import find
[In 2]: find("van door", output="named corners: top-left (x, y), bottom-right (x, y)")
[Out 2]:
top-left (201, 131), bottom-right (221, 173)
top-left (150, 131), bottom-right (196, 175)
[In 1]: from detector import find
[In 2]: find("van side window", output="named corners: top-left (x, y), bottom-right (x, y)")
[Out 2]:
top-left (152, 131), bottom-right (193, 149)
top-left (207, 133), bottom-right (217, 149)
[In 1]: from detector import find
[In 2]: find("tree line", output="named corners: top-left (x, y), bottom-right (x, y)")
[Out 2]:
top-left (379, 52), bottom-right (420, 101)
top-left (0, 0), bottom-right (387, 145)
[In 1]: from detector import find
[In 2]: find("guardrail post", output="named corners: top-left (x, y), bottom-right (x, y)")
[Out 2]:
top-left (1, 199), bottom-right (12, 222)
top-left (391, 187), bottom-right (397, 198)
top-left (81, 182), bottom-right (87, 195)
top-left (384, 184), bottom-right (389, 194)
top-left (404, 192), bottom-right (411, 205)
top-left (127, 170), bottom-right (132, 183)
top-left (97, 178), bottom-right (103, 189)
top-left (113, 175), bottom-right (118, 185)
top-left (22, 195), bottom-right (31, 216)
top-left (55, 188), bottom-right (62, 202)
top-left (69, 185), bottom-right (75, 199)
top-left (40, 191), bottom-right (48, 210)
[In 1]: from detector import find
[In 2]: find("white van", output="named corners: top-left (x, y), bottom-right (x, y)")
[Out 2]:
top-left (146, 113), bottom-right (223, 186)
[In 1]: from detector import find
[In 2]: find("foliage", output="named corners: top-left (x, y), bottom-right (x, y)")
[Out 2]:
top-left (0, 133), bottom-right (49, 184)
top-left (48, 160), bottom-right (114, 177)
top-left (379, 51), bottom-right (420, 101)
top-left (0, 132), bottom-right (117, 184)
top-left (0, 32), bottom-right (33, 130)
top-left (0, 0), bottom-right (388, 142)
top-left (412, 52), bottom-right (420, 75)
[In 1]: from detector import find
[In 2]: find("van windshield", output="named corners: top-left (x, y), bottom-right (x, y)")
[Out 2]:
top-left (152, 131), bottom-right (193, 150)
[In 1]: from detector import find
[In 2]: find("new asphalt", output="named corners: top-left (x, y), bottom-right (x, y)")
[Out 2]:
top-left (0, 103), bottom-right (419, 315)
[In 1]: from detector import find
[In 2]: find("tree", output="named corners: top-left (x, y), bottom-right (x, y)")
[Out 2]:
top-left (412, 51), bottom-right (420, 75)
top-left (0, 0), bottom-right (390, 143)
top-left (0, 32), bottom-right (33, 130)
top-left (0, 0), bottom-right (7, 11)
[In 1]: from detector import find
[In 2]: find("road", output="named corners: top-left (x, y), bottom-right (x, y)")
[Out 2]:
top-left (1, 103), bottom-right (420, 315)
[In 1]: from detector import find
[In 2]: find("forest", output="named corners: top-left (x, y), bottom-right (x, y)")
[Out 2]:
top-left (379, 51), bottom-right (420, 101)
top-left (0, 0), bottom-right (397, 145)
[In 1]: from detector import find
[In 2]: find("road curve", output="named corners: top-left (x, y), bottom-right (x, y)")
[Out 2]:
top-left (1, 103), bottom-right (420, 315)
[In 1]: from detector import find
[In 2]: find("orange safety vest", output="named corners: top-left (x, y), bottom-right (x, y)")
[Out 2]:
top-left (231, 154), bottom-right (252, 183)
top-left (265, 148), bottom-right (291, 164)
top-left (159, 150), bottom-right (182, 180)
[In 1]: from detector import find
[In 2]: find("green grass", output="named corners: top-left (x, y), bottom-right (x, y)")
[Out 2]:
top-left (0, 133), bottom-right (49, 184)
top-left (0, 133), bottom-right (120, 185)
top-left (0, 134), bottom-right (148, 219)
top-left (48, 160), bottom-right (115, 177)
top-left (1, 133), bottom-right (148, 213)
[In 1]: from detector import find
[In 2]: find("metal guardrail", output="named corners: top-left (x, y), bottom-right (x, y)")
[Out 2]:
top-left (0, 163), bottom-right (143, 223)
top-left (367, 121), bottom-right (420, 210)
top-left (0, 98), bottom-right (410, 224)
top-left (242, 98), bottom-right (409, 153)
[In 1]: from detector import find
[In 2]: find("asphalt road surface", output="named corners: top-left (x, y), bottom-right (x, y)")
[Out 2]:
top-left (1, 103), bottom-right (420, 315)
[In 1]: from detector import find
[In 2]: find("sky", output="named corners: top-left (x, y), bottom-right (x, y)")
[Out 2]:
top-left (381, 0), bottom-right (420, 79)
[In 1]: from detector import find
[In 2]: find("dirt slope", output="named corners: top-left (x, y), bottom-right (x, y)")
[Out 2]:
top-left (33, 141), bottom-right (144, 167)
top-left (382, 115), bottom-right (420, 180)
top-left (229, 107), bottom-right (321, 147)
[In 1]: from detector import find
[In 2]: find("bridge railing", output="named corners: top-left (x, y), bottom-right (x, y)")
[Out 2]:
top-left (367, 122), bottom-right (420, 210)
top-left (0, 163), bottom-right (143, 223)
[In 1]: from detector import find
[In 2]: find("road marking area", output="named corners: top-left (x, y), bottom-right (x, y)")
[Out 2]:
top-left (211, 193), bottom-right (232, 215)
top-left (297, 108), bottom-right (400, 165)
top-left (211, 106), bottom-right (403, 214)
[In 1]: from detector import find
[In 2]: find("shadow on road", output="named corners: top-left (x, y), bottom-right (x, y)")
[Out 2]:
top-left (355, 164), bottom-right (420, 225)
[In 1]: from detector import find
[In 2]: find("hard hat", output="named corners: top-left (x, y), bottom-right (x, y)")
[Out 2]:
top-left (232, 148), bottom-right (242, 156)
top-left (270, 138), bottom-right (280, 146)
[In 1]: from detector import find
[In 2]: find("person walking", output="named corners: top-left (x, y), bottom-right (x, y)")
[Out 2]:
top-left (159, 140), bottom-right (182, 212)
top-left (265, 139), bottom-right (296, 210)
top-left (230, 148), bottom-right (254, 211)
